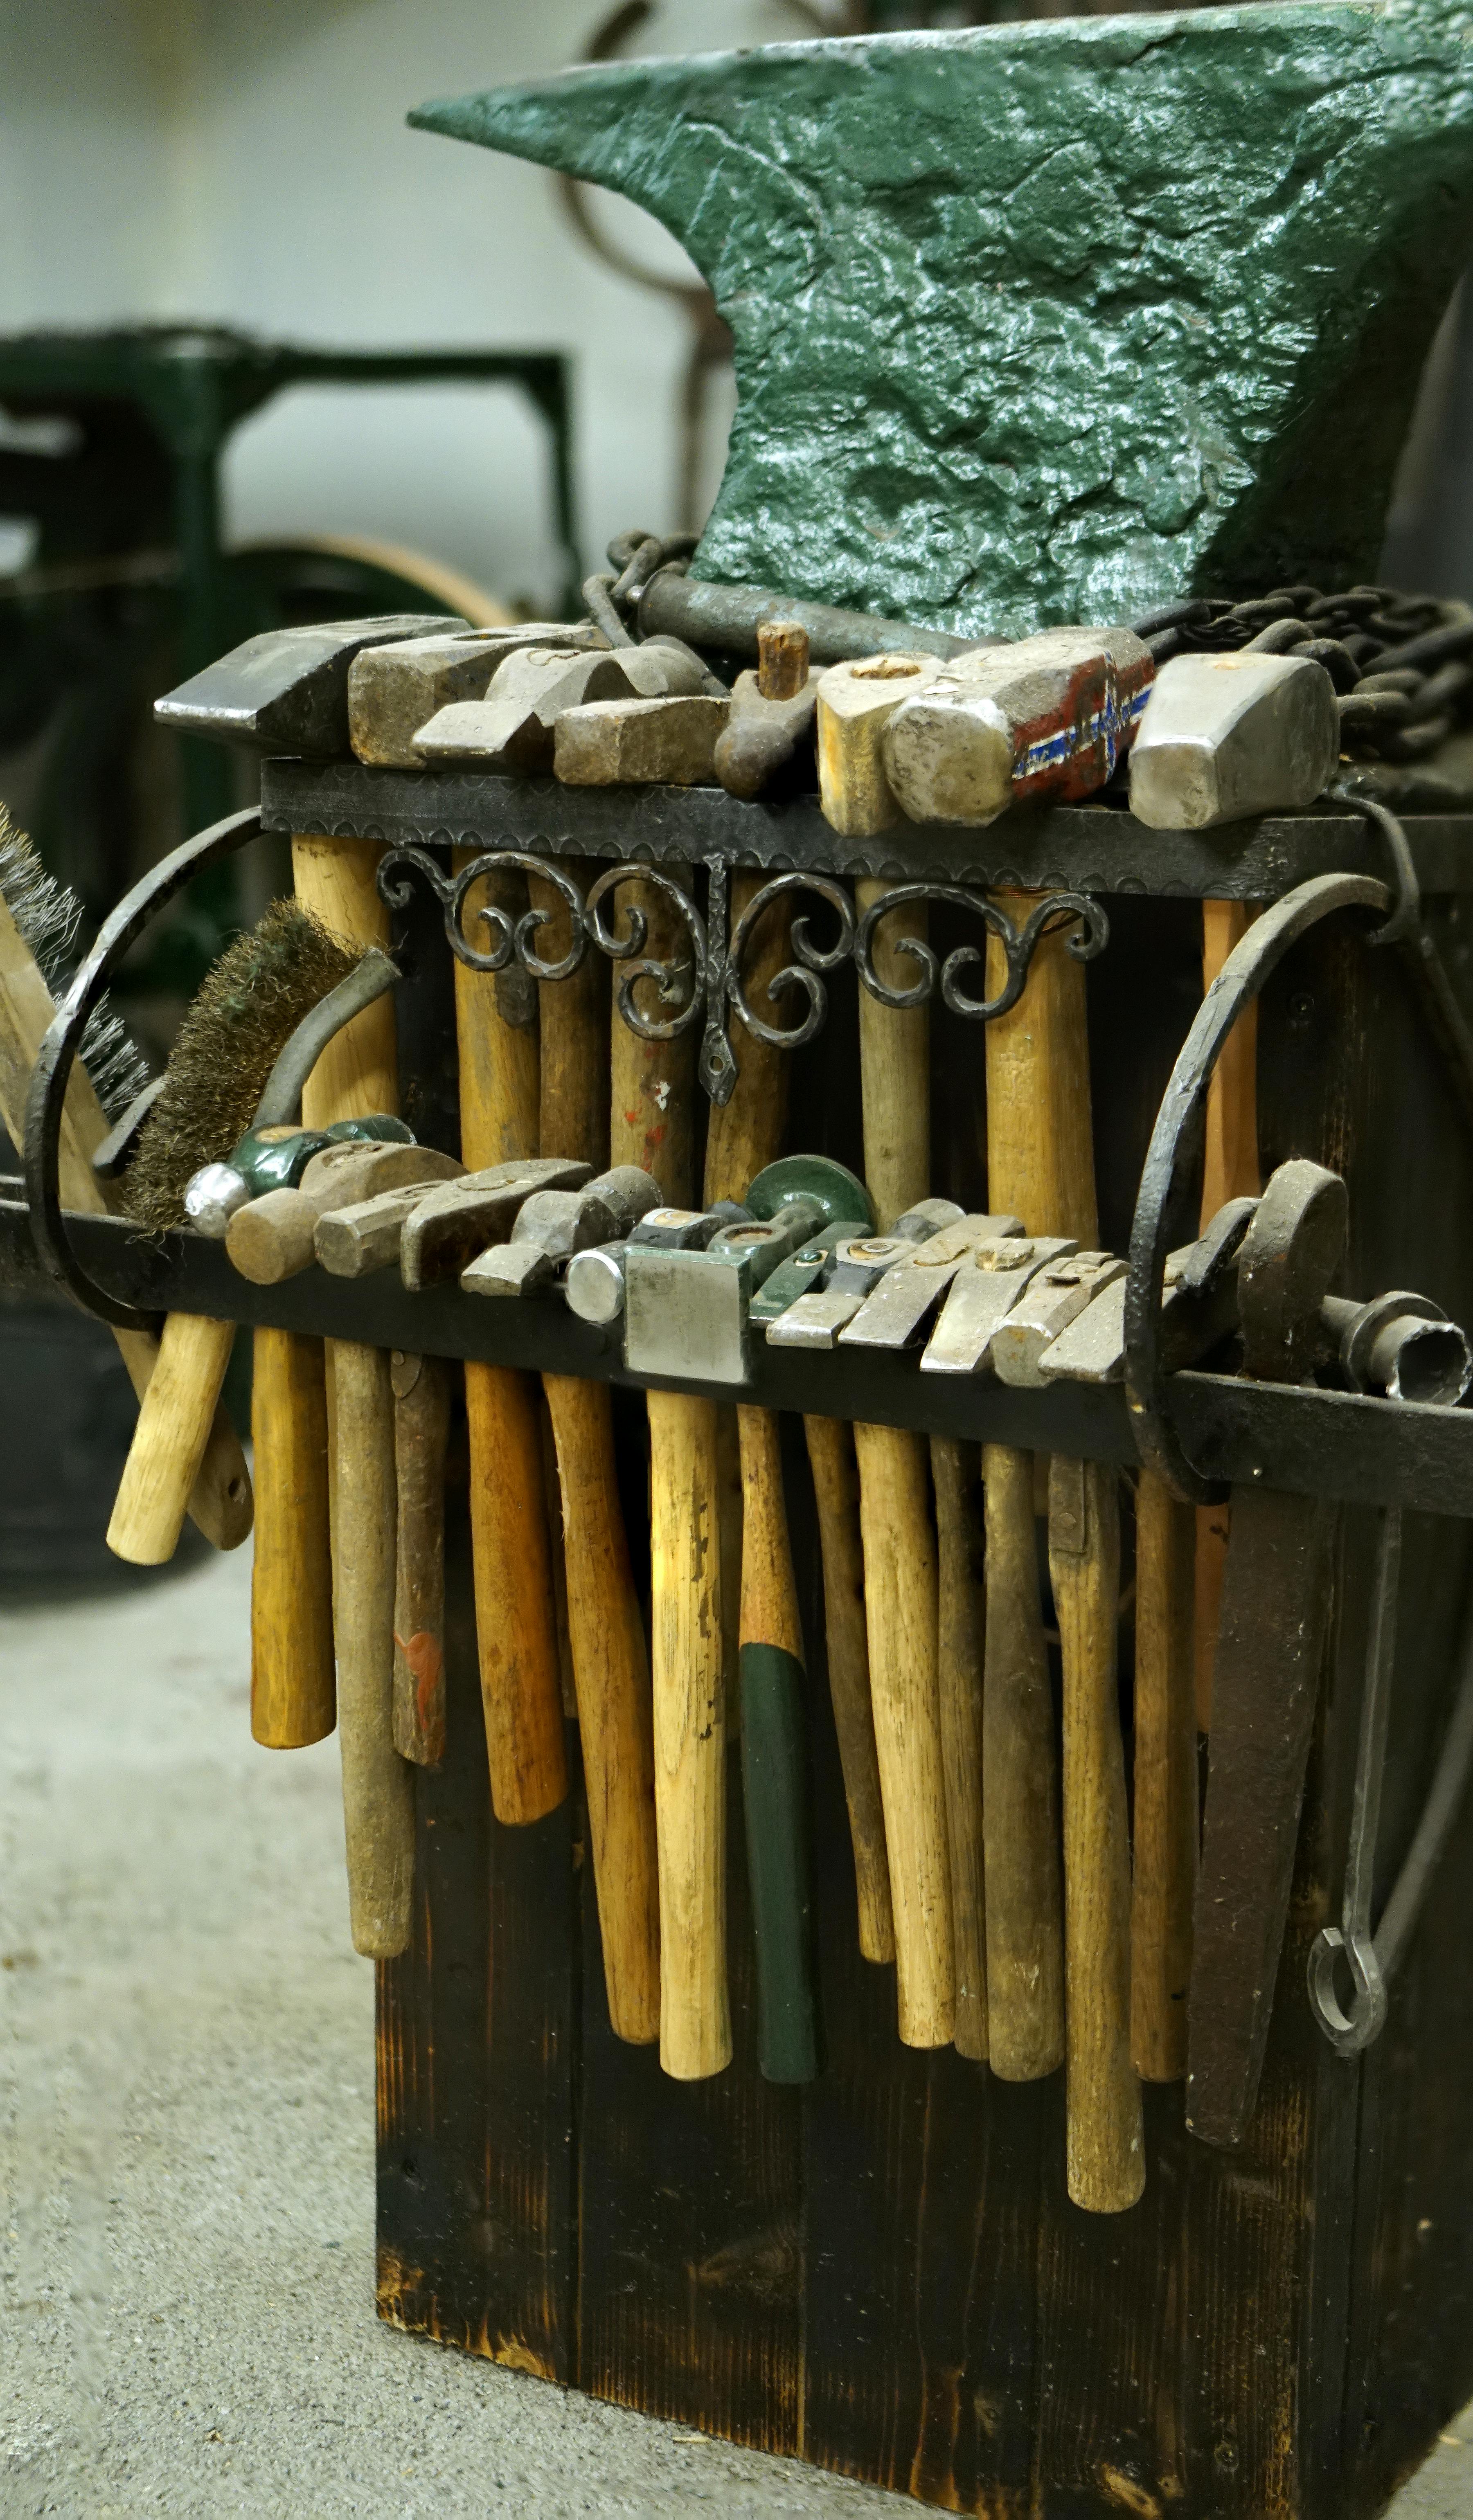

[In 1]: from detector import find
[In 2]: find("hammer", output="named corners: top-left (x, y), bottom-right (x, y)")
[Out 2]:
top-left (1187, 1159), bottom-right (1349, 2148)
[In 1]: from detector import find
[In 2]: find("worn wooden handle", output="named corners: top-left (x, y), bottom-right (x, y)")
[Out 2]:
top-left (854, 1420), bottom-right (955, 2047)
top-left (328, 1337), bottom-right (415, 1959)
top-left (0, 893), bottom-right (251, 1555)
top-left (802, 1413), bottom-right (894, 1964)
top-left (737, 1402), bottom-right (819, 2085)
top-left (1131, 1469), bottom-right (1198, 2082)
top-left (465, 1360), bottom-right (569, 1825)
top-left (106, 1312), bottom-right (238, 1566)
top-left (981, 1441), bottom-right (1064, 2079)
top-left (649, 1388), bottom-right (730, 2081)
top-left (392, 1352), bottom-right (451, 1768)
top-left (1050, 1456), bottom-right (1143, 2214)
top-left (931, 1435), bottom-right (988, 2063)
top-left (543, 1370), bottom-right (660, 2045)
top-left (529, 861), bottom-right (609, 1169)
top-left (609, 866), bottom-right (697, 1204)
top-left (250, 1325), bottom-right (335, 1750)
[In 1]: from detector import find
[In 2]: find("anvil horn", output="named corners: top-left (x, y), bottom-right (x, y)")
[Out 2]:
top-left (412, 6), bottom-right (1473, 637)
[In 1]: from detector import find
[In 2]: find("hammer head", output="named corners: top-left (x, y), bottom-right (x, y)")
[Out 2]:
top-left (155, 617), bottom-right (462, 755)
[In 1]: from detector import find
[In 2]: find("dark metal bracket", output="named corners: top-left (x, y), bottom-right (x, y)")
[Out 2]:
top-left (376, 841), bottom-right (1107, 1106)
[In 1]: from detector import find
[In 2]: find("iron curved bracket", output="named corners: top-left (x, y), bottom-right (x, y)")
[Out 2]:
top-left (1124, 870), bottom-right (1392, 1505)
top-left (24, 806), bottom-right (264, 1334)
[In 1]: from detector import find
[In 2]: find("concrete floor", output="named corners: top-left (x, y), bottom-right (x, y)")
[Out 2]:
top-left (1, 1544), bottom-right (1470, 2520)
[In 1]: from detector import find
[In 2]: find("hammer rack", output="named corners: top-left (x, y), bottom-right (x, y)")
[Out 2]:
top-left (18, 767), bottom-right (1473, 2520)
top-left (19, 766), bottom-right (1473, 1523)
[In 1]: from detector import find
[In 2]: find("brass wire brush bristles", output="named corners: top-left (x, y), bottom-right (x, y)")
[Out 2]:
top-left (123, 900), bottom-right (360, 1230)
top-left (0, 805), bottom-right (150, 1130)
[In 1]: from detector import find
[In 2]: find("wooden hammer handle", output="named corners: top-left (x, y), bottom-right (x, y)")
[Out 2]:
top-left (1050, 1456), bottom-right (1143, 2212)
top-left (802, 1413), bottom-right (894, 1965)
top-left (981, 1440), bottom-right (1063, 2079)
top-left (328, 1337), bottom-right (415, 1958)
top-left (737, 1402), bottom-right (819, 2084)
top-left (854, 1419), bottom-right (955, 2047)
top-left (543, 1370), bottom-right (660, 2044)
top-left (450, 850), bottom-right (568, 1827)
top-left (1131, 1469), bottom-right (1197, 2081)
top-left (250, 1325), bottom-right (335, 1749)
top-left (932, 1435), bottom-right (988, 2063)
top-left (392, 1352), bottom-right (451, 1768)
top-left (649, 1387), bottom-right (731, 2080)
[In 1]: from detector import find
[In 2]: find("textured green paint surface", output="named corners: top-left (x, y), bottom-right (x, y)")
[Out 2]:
top-left (413, 6), bottom-right (1473, 636)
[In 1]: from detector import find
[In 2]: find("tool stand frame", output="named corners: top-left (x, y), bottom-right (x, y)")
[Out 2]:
top-left (20, 765), bottom-right (1473, 2520)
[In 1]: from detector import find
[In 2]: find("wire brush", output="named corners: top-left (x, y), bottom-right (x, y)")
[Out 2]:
top-left (123, 899), bottom-right (359, 1230)
top-left (0, 805), bottom-right (151, 1130)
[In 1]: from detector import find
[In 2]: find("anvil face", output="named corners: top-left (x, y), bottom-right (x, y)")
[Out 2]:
top-left (413, 4), bottom-right (1473, 637)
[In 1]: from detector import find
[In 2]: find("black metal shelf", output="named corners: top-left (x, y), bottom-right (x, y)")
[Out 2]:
top-left (10, 1196), bottom-right (1472, 1523)
top-left (261, 757), bottom-right (1473, 902)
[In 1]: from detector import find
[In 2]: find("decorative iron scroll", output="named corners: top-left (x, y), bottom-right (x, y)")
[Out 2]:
top-left (377, 844), bottom-right (1108, 1108)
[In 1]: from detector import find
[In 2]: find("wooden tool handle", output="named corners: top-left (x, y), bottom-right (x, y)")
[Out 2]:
top-left (392, 1352), bottom-right (451, 1768)
top-left (736, 1402), bottom-right (819, 2084)
top-left (980, 1441), bottom-right (1063, 2078)
top-left (328, 1337), bottom-right (415, 1958)
top-left (543, 1371), bottom-right (660, 2043)
top-left (984, 894), bottom-right (1097, 1245)
top-left (1131, 1469), bottom-right (1198, 2082)
top-left (529, 861), bottom-right (609, 1168)
top-left (802, 1413), bottom-right (894, 1964)
top-left (649, 1388), bottom-right (730, 2079)
top-left (250, 1326), bottom-right (335, 1748)
top-left (608, 867), bottom-right (697, 1204)
top-left (854, 1419), bottom-right (954, 2046)
top-left (106, 1312), bottom-right (238, 1565)
top-left (703, 871), bottom-right (794, 1207)
top-left (465, 1359), bottom-right (569, 1825)
top-left (292, 837), bottom-right (398, 1123)
top-left (931, 1435), bottom-right (988, 2062)
top-left (448, 846), bottom-right (568, 1825)
top-left (1050, 1456), bottom-right (1143, 2212)
top-left (111, 1331), bottom-right (252, 1552)
top-left (1196, 898), bottom-right (1263, 1732)
top-left (854, 879), bottom-right (929, 1229)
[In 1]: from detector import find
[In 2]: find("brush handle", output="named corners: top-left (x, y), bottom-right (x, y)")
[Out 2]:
top-left (802, 1413), bottom-right (894, 1964)
top-left (737, 1402), bottom-right (818, 2084)
top-left (328, 1337), bottom-right (415, 1958)
top-left (649, 1387), bottom-right (731, 2081)
top-left (106, 1313), bottom-right (238, 1565)
top-left (1131, 1468), bottom-right (1197, 2082)
top-left (0, 891), bottom-right (251, 1558)
top-left (451, 852), bottom-right (568, 1826)
top-left (392, 1352), bottom-right (451, 1768)
top-left (932, 1434), bottom-right (988, 2063)
top-left (543, 1371), bottom-right (660, 2043)
top-left (981, 1442), bottom-right (1064, 2079)
top-left (250, 1326), bottom-right (335, 1749)
top-left (1050, 1456), bottom-right (1144, 2213)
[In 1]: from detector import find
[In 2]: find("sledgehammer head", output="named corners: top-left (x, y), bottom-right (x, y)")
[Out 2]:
top-left (1129, 652), bottom-right (1339, 830)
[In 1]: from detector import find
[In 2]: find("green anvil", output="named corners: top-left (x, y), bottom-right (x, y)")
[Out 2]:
top-left (413, 4), bottom-right (1473, 637)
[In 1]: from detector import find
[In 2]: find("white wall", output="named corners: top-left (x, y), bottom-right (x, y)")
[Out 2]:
top-left (0, 0), bottom-right (816, 613)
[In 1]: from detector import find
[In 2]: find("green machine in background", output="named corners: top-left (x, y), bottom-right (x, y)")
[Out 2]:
top-left (0, 325), bottom-right (579, 1001)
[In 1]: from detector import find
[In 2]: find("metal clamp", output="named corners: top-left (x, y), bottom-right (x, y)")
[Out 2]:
top-left (1124, 870), bottom-right (1392, 1504)
top-left (24, 806), bottom-right (264, 1333)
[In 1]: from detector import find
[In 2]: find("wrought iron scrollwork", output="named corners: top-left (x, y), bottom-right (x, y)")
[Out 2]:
top-left (853, 882), bottom-right (1109, 1020)
top-left (378, 843), bottom-right (1109, 1105)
